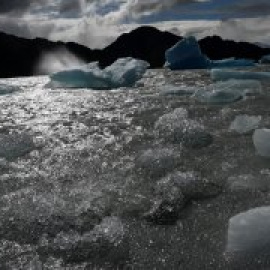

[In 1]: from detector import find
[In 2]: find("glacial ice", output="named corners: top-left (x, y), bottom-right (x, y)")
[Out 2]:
top-left (227, 206), bottom-right (270, 253)
top-left (49, 57), bottom-right (149, 89)
top-left (253, 129), bottom-right (270, 157)
top-left (155, 108), bottom-right (213, 148)
top-left (165, 36), bottom-right (210, 70)
top-left (211, 69), bottom-right (270, 82)
top-left (229, 115), bottom-right (261, 134)
top-left (0, 83), bottom-right (20, 95)
top-left (0, 133), bottom-right (36, 160)
top-left (165, 36), bottom-right (254, 70)
top-left (259, 54), bottom-right (270, 64)
top-left (159, 84), bottom-right (196, 96)
top-left (194, 80), bottom-right (262, 104)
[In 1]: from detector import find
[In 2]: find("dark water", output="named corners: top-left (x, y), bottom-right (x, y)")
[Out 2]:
top-left (0, 68), bottom-right (270, 269)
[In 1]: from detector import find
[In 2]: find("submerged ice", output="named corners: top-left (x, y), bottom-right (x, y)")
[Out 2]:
top-left (49, 57), bottom-right (149, 89)
top-left (253, 129), bottom-right (270, 157)
top-left (229, 115), bottom-right (261, 134)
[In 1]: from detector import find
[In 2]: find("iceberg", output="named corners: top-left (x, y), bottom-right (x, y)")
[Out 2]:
top-left (259, 54), bottom-right (270, 64)
top-left (49, 57), bottom-right (149, 89)
top-left (165, 36), bottom-right (211, 70)
top-left (227, 206), bottom-right (270, 254)
top-left (253, 129), bottom-right (270, 157)
top-left (194, 80), bottom-right (261, 105)
top-left (165, 36), bottom-right (254, 70)
top-left (229, 115), bottom-right (261, 134)
top-left (211, 69), bottom-right (270, 82)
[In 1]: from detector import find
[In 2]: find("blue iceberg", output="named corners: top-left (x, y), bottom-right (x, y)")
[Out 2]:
top-left (0, 83), bottom-right (20, 95)
top-left (165, 36), bottom-right (254, 70)
top-left (259, 54), bottom-right (270, 64)
top-left (211, 69), bottom-right (270, 82)
top-left (49, 57), bottom-right (149, 89)
top-left (165, 36), bottom-right (210, 70)
top-left (194, 79), bottom-right (262, 104)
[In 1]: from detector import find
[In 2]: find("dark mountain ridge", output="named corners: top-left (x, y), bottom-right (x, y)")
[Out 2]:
top-left (0, 26), bottom-right (269, 78)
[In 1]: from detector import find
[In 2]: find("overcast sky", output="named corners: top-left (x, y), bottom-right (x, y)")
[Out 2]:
top-left (0, 0), bottom-right (269, 48)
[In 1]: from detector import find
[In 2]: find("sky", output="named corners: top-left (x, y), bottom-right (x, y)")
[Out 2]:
top-left (0, 0), bottom-right (269, 49)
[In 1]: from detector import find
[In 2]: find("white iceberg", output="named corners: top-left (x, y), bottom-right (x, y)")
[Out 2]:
top-left (227, 206), bottom-right (270, 254)
top-left (165, 36), bottom-right (254, 70)
top-left (229, 115), bottom-right (261, 134)
top-left (49, 57), bottom-right (149, 89)
top-left (165, 36), bottom-right (210, 70)
top-left (253, 129), bottom-right (270, 157)
top-left (259, 54), bottom-right (270, 64)
top-left (0, 83), bottom-right (20, 95)
top-left (211, 69), bottom-right (270, 82)
top-left (194, 80), bottom-right (262, 104)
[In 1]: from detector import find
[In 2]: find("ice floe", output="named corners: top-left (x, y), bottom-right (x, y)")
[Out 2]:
top-left (229, 115), bottom-right (261, 134)
top-left (194, 80), bottom-right (262, 104)
top-left (49, 57), bottom-right (149, 89)
top-left (211, 69), bottom-right (270, 82)
top-left (227, 206), bottom-right (270, 254)
top-left (0, 83), bottom-right (20, 95)
top-left (253, 129), bottom-right (270, 157)
top-left (159, 84), bottom-right (196, 96)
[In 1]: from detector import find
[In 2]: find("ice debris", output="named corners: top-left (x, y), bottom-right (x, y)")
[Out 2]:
top-left (259, 54), bottom-right (270, 64)
top-left (229, 115), bottom-right (261, 134)
top-left (227, 206), bottom-right (270, 254)
top-left (135, 148), bottom-right (179, 178)
top-left (194, 80), bottom-right (262, 104)
top-left (0, 83), bottom-right (20, 95)
top-left (165, 36), bottom-right (254, 70)
top-left (144, 172), bottom-right (221, 224)
top-left (253, 129), bottom-right (270, 157)
top-left (0, 133), bottom-right (36, 160)
top-left (49, 57), bottom-right (149, 89)
top-left (155, 108), bottom-right (213, 148)
top-left (211, 69), bottom-right (270, 82)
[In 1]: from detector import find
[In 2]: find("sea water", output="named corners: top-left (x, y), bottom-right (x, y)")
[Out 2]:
top-left (0, 67), bottom-right (270, 269)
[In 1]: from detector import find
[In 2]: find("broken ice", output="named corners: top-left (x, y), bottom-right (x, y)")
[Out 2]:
top-left (229, 115), bottom-right (261, 134)
top-left (253, 129), bottom-right (270, 157)
top-left (49, 57), bottom-right (149, 89)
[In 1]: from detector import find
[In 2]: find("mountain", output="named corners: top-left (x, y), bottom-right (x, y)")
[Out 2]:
top-left (0, 27), bottom-right (270, 78)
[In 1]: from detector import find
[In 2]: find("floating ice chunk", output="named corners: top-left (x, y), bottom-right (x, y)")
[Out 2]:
top-left (194, 80), bottom-right (262, 104)
top-left (229, 115), bottom-right (261, 134)
top-left (211, 58), bottom-right (254, 68)
top-left (155, 108), bottom-right (213, 147)
top-left (165, 36), bottom-right (210, 70)
top-left (159, 84), bottom-right (196, 96)
top-left (227, 206), bottom-right (270, 254)
top-left (211, 69), bottom-right (270, 82)
top-left (0, 83), bottom-right (20, 95)
top-left (49, 57), bottom-right (149, 89)
top-left (0, 133), bottom-right (36, 160)
top-left (259, 54), bottom-right (270, 64)
top-left (253, 129), bottom-right (270, 157)
top-left (135, 148), bottom-right (179, 178)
